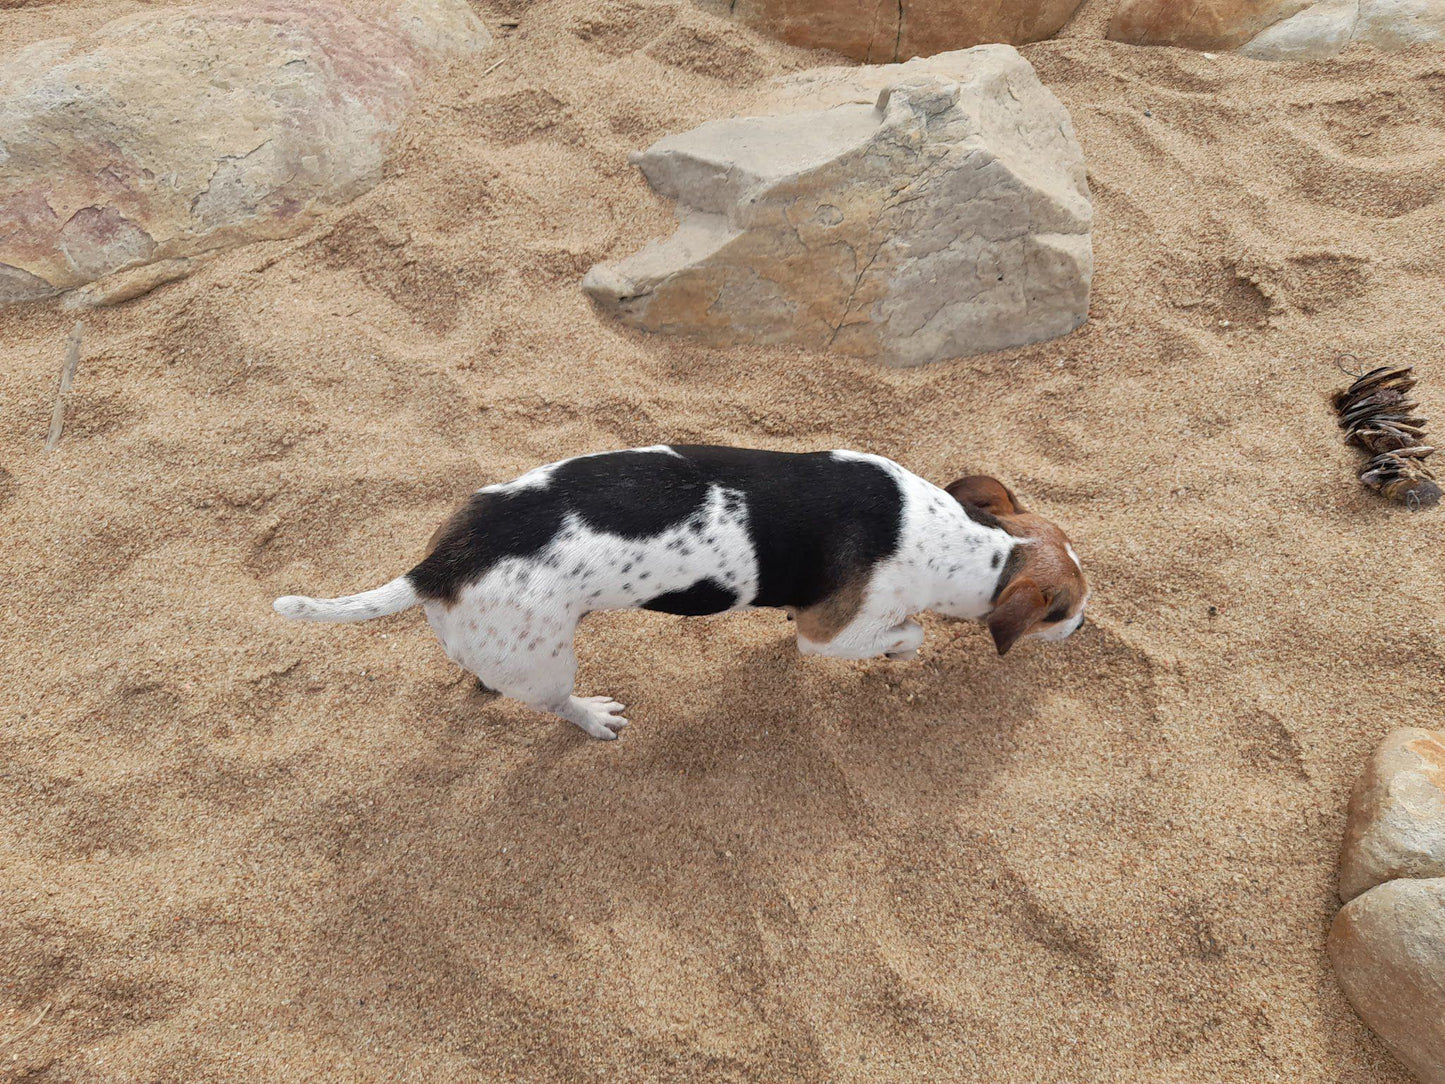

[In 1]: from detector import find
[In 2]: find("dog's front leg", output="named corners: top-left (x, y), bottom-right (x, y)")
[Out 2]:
top-left (797, 617), bottom-right (924, 661)
top-left (881, 620), bottom-right (925, 660)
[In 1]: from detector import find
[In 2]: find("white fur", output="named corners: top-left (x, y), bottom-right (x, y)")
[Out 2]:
top-left (274, 576), bottom-right (418, 622)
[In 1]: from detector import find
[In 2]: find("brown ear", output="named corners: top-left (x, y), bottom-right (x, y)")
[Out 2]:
top-left (946, 475), bottom-right (1021, 517)
top-left (987, 576), bottom-right (1047, 656)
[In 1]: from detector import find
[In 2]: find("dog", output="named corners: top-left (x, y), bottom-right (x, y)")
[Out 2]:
top-left (274, 446), bottom-right (1089, 739)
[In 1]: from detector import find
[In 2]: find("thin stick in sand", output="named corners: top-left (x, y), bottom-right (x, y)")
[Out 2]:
top-left (44, 323), bottom-right (84, 452)
top-left (0, 1002), bottom-right (52, 1049)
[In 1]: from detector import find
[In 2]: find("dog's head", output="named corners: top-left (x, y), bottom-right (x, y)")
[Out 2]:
top-left (946, 475), bottom-right (1090, 656)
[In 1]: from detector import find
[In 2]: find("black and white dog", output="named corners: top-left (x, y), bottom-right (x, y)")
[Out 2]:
top-left (275, 446), bottom-right (1089, 739)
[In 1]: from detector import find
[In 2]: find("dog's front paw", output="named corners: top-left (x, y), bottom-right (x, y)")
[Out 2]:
top-left (566, 695), bottom-right (630, 740)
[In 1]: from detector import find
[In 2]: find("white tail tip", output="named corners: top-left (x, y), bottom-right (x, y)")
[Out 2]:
top-left (271, 577), bottom-right (419, 623)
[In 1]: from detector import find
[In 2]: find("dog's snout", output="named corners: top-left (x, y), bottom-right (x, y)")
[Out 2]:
top-left (1049, 611), bottom-right (1087, 642)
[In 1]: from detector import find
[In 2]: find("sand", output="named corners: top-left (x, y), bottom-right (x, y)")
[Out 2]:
top-left (2, 0), bottom-right (1443, 1077)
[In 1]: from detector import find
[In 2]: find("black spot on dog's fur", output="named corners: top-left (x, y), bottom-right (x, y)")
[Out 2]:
top-left (408, 448), bottom-right (696, 602)
top-left (642, 578), bottom-right (737, 616)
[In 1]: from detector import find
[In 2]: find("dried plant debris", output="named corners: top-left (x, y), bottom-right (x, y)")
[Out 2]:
top-left (1333, 363), bottom-right (1441, 508)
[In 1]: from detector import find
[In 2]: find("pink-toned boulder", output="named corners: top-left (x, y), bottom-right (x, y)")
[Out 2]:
top-left (0, 0), bottom-right (489, 305)
top-left (730, 0), bottom-right (1085, 63)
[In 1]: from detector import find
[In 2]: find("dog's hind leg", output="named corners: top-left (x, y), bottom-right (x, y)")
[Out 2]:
top-left (495, 649), bottom-right (629, 740)
top-left (478, 630), bottom-right (628, 740)
top-left (430, 599), bottom-right (629, 739)
top-left (558, 693), bottom-right (630, 739)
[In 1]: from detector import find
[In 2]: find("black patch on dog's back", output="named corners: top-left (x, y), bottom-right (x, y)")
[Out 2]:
top-left (409, 449), bottom-right (702, 602)
top-left (641, 578), bottom-right (737, 616)
top-left (667, 446), bottom-right (902, 610)
top-left (408, 446), bottom-right (904, 609)
top-left (554, 450), bottom-right (716, 538)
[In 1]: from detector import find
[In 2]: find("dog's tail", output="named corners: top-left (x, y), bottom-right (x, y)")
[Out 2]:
top-left (273, 575), bottom-right (420, 623)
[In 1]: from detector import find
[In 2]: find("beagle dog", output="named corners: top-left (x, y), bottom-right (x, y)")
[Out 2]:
top-left (274, 446), bottom-right (1088, 739)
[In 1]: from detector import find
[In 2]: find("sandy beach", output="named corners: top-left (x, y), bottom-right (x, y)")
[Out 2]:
top-left (2, 0), bottom-right (1443, 1078)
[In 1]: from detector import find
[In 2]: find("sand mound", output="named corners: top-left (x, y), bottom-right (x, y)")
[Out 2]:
top-left (1, 0), bottom-right (1442, 1078)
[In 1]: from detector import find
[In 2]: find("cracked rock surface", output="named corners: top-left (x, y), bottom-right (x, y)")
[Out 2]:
top-left (0, 0), bottom-right (489, 305)
top-left (583, 46), bottom-right (1092, 367)
top-left (1109, 0), bottom-right (1445, 58)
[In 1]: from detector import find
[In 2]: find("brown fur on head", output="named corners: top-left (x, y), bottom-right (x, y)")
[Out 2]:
top-left (945, 475), bottom-right (1089, 656)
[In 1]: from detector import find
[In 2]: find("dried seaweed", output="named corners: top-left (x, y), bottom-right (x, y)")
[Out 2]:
top-left (1333, 361), bottom-right (1440, 508)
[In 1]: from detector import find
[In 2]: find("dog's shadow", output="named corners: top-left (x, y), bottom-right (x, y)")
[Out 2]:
top-left (283, 617), bottom-right (1176, 1074)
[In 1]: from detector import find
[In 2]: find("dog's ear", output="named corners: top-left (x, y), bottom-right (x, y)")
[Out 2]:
top-left (987, 576), bottom-right (1048, 656)
top-left (946, 475), bottom-right (1021, 517)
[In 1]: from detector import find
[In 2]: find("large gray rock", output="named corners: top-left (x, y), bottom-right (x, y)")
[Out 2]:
top-left (1339, 727), bottom-right (1445, 904)
top-left (1330, 878), bottom-right (1445, 1084)
top-left (0, 0), bottom-right (489, 305)
top-left (583, 46), bottom-right (1092, 368)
